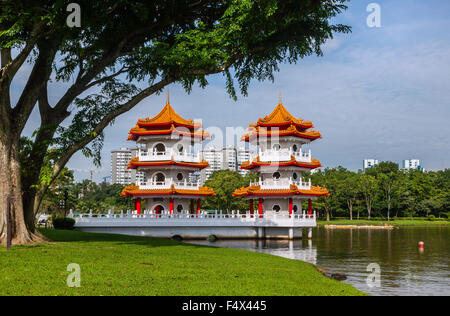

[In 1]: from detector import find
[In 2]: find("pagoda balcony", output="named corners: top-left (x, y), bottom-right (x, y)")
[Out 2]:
top-left (137, 179), bottom-right (200, 190)
top-left (249, 177), bottom-right (311, 190)
top-left (138, 149), bottom-right (201, 163)
top-left (255, 148), bottom-right (312, 163)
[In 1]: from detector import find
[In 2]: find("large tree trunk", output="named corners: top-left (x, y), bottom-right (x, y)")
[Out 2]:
top-left (0, 135), bottom-right (45, 245)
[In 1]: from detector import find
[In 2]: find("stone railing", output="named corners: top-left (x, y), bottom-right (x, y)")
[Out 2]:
top-left (255, 148), bottom-right (312, 163)
top-left (249, 177), bottom-right (311, 190)
top-left (138, 149), bottom-right (201, 163)
top-left (137, 179), bottom-right (200, 190)
top-left (69, 210), bottom-right (316, 221)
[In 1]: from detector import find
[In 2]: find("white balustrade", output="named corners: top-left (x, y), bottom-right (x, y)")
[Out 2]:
top-left (249, 177), bottom-right (311, 190)
top-left (255, 148), bottom-right (312, 163)
top-left (138, 148), bottom-right (201, 163)
top-left (137, 179), bottom-right (200, 190)
top-left (72, 210), bottom-right (317, 221)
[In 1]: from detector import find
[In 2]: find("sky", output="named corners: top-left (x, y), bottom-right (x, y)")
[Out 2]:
top-left (15, 0), bottom-right (450, 182)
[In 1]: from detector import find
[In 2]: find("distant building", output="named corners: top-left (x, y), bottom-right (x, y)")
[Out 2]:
top-left (402, 159), bottom-right (424, 171)
top-left (200, 146), bottom-right (254, 183)
top-left (111, 148), bottom-right (146, 185)
top-left (363, 159), bottom-right (379, 171)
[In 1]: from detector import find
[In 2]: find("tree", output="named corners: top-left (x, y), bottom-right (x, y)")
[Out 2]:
top-left (358, 174), bottom-right (377, 220)
top-left (311, 168), bottom-right (344, 221)
top-left (341, 173), bottom-right (359, 220)
top-left (372, 161), bottom-right (399, 220)
top-left (204, 170), bottom-right (257, 212)
top-left (0, 1), bottom-right (350, 244)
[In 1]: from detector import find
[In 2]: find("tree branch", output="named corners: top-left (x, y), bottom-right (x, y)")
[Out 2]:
top-left (0, 22), bottom-right (44, 85)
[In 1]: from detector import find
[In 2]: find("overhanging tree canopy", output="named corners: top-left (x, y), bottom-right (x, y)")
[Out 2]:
top-left (0, 0), bottom-right (350, 244)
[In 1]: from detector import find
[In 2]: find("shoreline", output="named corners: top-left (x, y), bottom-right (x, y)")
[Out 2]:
top-left (0, 229), bottom-right (366, 296)
top-left (317, 219), bottom-right (450, 227)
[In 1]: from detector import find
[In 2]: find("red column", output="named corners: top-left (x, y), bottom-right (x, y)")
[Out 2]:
top-left (134, 198), bottom-right (141, 215)
top-left (308, 199), bottom-right (312, 217)
top-left (169, 198), bottom-right (174, 214)
top-left (197, 199), bottom-right (201, 215)
top-left (289, 198), bottom-right (293, 216)
top-left (258, 198), bottom-right (263, 218)
top-left (249, 199), bottom-right (254, 216)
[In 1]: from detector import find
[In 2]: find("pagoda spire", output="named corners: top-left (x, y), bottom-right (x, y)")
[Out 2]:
top-left (166, 89), bottom-right (170, 105)
top-left (279, 91), bottom-right (282, 105)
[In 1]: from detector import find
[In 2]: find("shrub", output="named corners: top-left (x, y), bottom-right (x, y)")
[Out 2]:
top-left (427, 215), bottom-right (436, 221)
top-left (52, 217), bottom-right (76, 230)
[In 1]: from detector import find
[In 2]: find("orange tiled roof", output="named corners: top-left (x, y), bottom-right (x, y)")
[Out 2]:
top-left (241, 124), bottom-right (321, 142)
top-left (233, 184), bottom-right (328, 198)
top-left (121, 184), bottom-right (215, 197)
top-left (127, 157), bottom-right (210, 170)
top-left (254, 103), bottom-right (313, 129)
top-left (240, 155), bottom-right (322, 170)
top-left (127, 124), bottom-right (210, 141)
top-left (137, 103), bottom-right (201, 128)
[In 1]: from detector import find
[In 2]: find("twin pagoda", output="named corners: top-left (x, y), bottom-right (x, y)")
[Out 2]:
top-left (121, 97), bottom-right (215, 214)
top-left (121, 95), bottom-right (328, 216)
top-left (233, 100), bottom-right (329, 216)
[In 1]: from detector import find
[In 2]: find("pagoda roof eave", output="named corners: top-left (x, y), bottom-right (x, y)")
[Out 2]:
top-left (127, 157), bottom-right (210, 170)
top-left (136, 103), bottom-right (198, 128)
top-left (121, 184), bottom-right (215, 197)
top-left (127, 127), bottom-right (210, 142)
top-left (233, 185), bottom-right (329, 198)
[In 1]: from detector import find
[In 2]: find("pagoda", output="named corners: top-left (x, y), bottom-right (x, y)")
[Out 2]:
top-left (234, 96), bottom-right (328, 217)
top-left (121, 93), bottom-right (215, 214)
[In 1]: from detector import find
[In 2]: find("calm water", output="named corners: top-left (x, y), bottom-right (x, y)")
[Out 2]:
top-left (187, 227), bottom-right (450, 296)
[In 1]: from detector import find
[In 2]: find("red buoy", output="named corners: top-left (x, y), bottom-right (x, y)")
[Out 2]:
top-left (418, 241), bottom-right (424, 248)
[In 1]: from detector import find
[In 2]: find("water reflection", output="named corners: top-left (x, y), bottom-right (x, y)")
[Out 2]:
top-left (187, 226), bottom-right (450, 296)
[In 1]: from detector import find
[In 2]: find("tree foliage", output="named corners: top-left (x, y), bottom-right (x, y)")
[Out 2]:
top-left (204, 170), bottom-right (257, 212)
top-left (0, 0), bottom-right (351, 243)
top-left (311, 163), bottom-right (450, 220)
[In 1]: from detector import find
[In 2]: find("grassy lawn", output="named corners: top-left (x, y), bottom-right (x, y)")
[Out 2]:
top-left (0, 229), bottom-right (365, 296)
top-left (317, 219), bottom-right (450, 227)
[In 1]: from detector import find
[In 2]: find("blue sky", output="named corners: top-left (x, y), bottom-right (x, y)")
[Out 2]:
top-left (17, 0), bottom-right (450, 182)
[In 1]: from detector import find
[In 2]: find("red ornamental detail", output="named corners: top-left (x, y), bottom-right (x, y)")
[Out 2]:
top-left (308, 199), bottom-right (312, 215)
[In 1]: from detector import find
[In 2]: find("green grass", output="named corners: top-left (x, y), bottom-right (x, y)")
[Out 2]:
top-left (317, 219), bottom-right (450, 227)
top-left (0, 229), bottom-right (365, 296)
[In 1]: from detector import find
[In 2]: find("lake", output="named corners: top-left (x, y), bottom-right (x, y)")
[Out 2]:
top-left (187, 226), bottom-right (449, 296)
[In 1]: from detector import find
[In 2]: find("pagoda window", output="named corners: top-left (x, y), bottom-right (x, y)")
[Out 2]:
top-left (154, 172), bottom-right (165, 184)
top-left (177, 173), bottom-right (184, 181)
top-left (154, 143), bottom-right (166, 154)
top-left (272, 144), bottom-right (281, 151)
top-left (273, 172), bottom-right (281, 180)
top-left (293, 205), bottom-right (298, 213)
top-left (293, 172), bottom-right (298, 180)
top-left (272, 205), bottom-right (281, 212)
top-left (177, 205), bottom-right (183, 212)
top-left (177, 144), bottom-right (184, 153)
top-left (292, 144), bottom-right (298, 152)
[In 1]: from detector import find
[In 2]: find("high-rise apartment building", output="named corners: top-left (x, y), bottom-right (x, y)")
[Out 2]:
top-left (402, 159), bottom-right (422, 171)
top-left (363, 159), bottom-right (379, 171)
top-left (199, 146), bottom-right (254, 183)
top-left (111, 148), bottom-right (146, 185)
